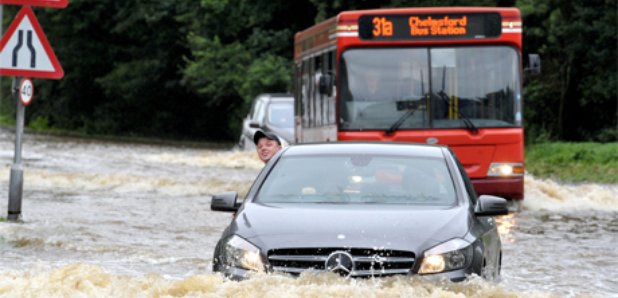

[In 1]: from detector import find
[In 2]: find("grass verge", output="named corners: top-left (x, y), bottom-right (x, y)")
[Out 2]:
top-left (525, 142), bottom-right (618, 184)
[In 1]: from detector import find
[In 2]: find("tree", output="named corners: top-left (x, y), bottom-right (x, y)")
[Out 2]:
top-left (519, 0), bottom-right (617, 142)
top-left (181, 0), bottom-right (316, 138)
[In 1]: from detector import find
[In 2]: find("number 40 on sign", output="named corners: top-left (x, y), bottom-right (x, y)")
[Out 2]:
top-left (19, 78), bottom-right (34, 106)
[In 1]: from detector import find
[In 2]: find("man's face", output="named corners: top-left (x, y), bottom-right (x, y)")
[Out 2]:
top-left (256, 138), bottom-right (281, 163)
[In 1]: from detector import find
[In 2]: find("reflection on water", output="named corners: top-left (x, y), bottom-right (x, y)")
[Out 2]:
top-left (0, 130), bottom-right (616, 297)
top-left (495, 213), bottom-right (516, 243)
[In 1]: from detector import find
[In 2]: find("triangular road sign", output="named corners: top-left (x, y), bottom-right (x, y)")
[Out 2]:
top-left (0, 6), bottom-right (64, 79)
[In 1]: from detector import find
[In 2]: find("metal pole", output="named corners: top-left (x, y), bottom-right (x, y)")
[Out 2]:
top-left (8, 77), bottom-right (24, 221)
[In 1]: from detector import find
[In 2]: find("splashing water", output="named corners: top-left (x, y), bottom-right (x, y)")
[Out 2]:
top-left (0, 130), bottom-right (616, 297)
top-left (522, 175), bottom-right (618, 212)
top-left (0, 263), bottom-right (563, 298)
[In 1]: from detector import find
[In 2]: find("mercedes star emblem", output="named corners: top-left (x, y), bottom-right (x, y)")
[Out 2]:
top-left (325, 251), bottom-right (355, 276)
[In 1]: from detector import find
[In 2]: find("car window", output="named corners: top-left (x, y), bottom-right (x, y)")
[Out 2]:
top-left (268, 102), bottom-right (294, 128)
top-left (252, 99), bottom-right (265, 122)
top-left (256, 155), bottom-right (456, 206)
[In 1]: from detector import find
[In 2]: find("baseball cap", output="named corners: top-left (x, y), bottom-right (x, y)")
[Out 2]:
top-left (253, 130), bottom-right (281, 145)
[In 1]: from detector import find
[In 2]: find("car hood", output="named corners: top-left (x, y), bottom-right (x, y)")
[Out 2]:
top-left (232, 202), bottom-right (471, 253)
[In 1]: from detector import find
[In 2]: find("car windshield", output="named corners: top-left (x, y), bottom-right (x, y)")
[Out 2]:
top-left (256, 154), bottom-right (456, 206)
top-left (268, 102), bottom-right (294, 128)
top-left (339, 46), bottom-right (521, 131)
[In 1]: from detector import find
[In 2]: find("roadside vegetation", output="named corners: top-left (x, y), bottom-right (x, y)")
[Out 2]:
top-left (0, 0), bottom-right (614, 143)
top-left (0, 1), bottom-right (615, 185)
top-left (526, 142), bottom-right (618, 184)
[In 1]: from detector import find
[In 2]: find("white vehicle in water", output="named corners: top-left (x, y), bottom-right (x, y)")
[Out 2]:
top-left (238, 93), bottom-right (294, 150)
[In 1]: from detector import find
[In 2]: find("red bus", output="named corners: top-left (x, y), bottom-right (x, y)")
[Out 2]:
top-left (293, 7), bottom-right (525, 200)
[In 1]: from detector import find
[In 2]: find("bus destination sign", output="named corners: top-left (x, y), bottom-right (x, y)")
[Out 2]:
top-left (358, 13), bottom-right (501, 40)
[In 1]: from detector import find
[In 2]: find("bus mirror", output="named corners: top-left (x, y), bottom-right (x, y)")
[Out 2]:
top-left (319, 74), bottom-right (333, 96)
top-left (525, 53), bottom-right (541, 75)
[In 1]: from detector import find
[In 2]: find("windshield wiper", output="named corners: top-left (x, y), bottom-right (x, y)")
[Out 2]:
top-left (436, 66), bottom-right (478, 134)
top-left (436, 90), bottom-right (478, 134)
top-left (385, 107), bottom-right (417, 135)
top-left (460, 114), bottom-right (479, 134)
top-left (385, 69), bottom-right (426, 136)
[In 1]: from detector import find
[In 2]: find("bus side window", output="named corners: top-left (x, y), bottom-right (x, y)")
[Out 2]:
top-left (314, 56), bottom-right (323, 127)
top-left (328, 50), bottom-right (337, 125)
top-left (301, 60), bottom-right (310, 128)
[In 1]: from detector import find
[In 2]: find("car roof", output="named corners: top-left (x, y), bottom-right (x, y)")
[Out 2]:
top-left (282, 142), bottom-right (447, 159)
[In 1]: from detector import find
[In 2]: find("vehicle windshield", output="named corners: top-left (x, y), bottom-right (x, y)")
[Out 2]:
top-left (268, 102), bottom-right (294, 128)
top-left (339, 46), bottom-right (521, 131)
top-left (256, 154), bottom-right (456, 206)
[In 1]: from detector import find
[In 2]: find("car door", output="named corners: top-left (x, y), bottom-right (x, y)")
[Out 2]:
top-left (450, 147), bottom-right (502, 279)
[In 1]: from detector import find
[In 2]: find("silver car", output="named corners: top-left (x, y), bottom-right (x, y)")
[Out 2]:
top-left (212, 142), bottom-right (508, 281)
top-left (238, 93), bottom-right (294, 150)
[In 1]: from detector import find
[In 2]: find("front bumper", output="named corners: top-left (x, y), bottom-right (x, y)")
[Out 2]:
top-left (214, 265), bottom-right (475, 282)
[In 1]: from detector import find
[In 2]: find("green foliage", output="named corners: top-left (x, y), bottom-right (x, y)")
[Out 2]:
top-left (180, 0), bottom-right (314, 139)
top-left (519, 0), bottom-right (617, 142)
top-left (526, 142), bottom-right (618, 183)
top-left (241, 55), bottom-right (292, 102)
top-left (28, 116), bottom-right (51, 131)
top-left (0, 113), bottom-right (15, 127)
top-left (0, 0), bottom-right (613, 142)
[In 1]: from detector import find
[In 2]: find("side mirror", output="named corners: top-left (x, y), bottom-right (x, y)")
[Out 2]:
top-left (319, 74), bottom-right (333, 96)
top-left (475, 195), bottom-right (509, 216)
top-left (211, 192), bottom-right (240, 212)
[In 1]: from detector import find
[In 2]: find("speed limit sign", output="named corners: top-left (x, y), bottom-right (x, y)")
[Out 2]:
top-left (19, 78), bottom-right (34, 106)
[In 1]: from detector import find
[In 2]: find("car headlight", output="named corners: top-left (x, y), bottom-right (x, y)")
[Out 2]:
top-left (487, 162), bottom-right (524, 177)
top-left (219, 235), bottom-right (265, 272)
top-left (419, 238), bottom-right (473, 274)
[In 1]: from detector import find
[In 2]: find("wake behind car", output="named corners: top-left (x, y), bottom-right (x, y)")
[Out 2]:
top-left (211, 142), bottom-right (508, 281)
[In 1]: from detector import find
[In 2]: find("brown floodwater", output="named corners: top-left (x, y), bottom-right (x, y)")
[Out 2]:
top-left (0, 130), bottom-right (616, 297)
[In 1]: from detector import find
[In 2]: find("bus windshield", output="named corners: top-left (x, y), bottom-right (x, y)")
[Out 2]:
top-left (339, 46), bottom-right (521, 131)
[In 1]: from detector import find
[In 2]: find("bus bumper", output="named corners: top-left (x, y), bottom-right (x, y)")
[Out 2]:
top-left (471, 177), bottom-right (524, 200)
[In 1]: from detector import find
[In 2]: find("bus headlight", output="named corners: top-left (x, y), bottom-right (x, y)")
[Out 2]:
top-left (419, 238), bottom-right (473, 274)
top-left (487, 162), bottom-right (524, 177)
top-left (220, 235), bottom-right (265, 272)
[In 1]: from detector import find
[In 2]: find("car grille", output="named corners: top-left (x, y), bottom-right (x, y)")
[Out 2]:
top-left (267, 247), bottom-right (415, 277)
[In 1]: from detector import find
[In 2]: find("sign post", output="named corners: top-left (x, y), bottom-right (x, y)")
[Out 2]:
top-left (8, 77), bottom-right (25, 221)
top-left (1, 2), bottom-right (66, 221)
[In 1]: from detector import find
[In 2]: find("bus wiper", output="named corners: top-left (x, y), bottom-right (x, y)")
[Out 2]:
top-left (436, 90), bottom-right (478, 134)
top-left (385, 106), bottom-right (417, 135)
top-left (437, 66), bottom-right (478, 134)
top-left (460, 114), bottom-right (478, 134)
top-left (385, 68), bottom-right (426, 136)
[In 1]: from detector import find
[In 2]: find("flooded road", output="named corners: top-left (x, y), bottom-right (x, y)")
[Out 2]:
top-left (0, 129), bottom-right (617, 297)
